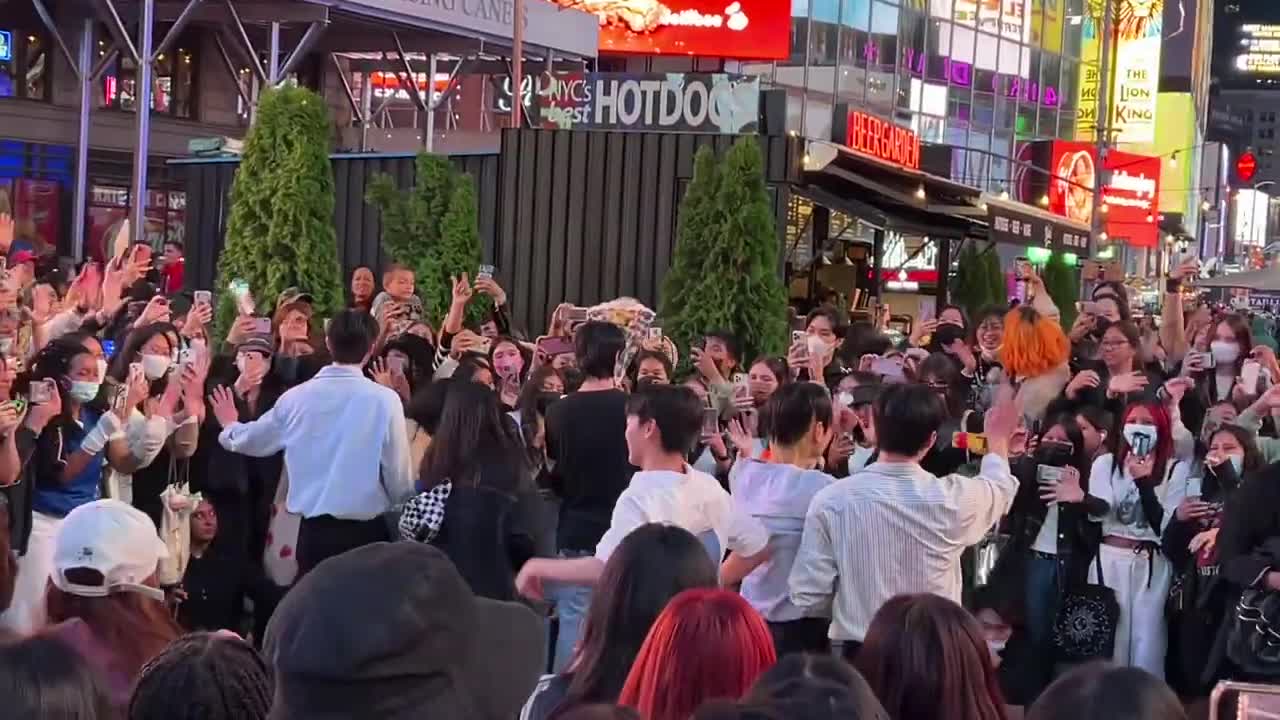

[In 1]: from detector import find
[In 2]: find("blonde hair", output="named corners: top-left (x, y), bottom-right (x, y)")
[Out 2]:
top-left (1000, 306), bottom-right (1068, 379)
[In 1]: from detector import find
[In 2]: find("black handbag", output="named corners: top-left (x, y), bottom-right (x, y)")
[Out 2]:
top-left (1228, 589), bottom-right (1280, 677)
top-left (1051, 550), bottom-right (1119, 662)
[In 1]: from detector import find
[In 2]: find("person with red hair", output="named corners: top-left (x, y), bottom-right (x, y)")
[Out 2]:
top-left (618, 588), bottom-right (776, 720)
top-left (1085, 397), bottom-right (1195, 678)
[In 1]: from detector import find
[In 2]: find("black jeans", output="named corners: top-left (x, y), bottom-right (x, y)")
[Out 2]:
top-left (295, 515), bottom-right (391, 579)
top-left (768, 618), bottom-right (831, 656)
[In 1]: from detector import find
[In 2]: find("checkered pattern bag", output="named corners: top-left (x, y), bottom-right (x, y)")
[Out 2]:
top-left (398, 481), bottom-right (452, 542)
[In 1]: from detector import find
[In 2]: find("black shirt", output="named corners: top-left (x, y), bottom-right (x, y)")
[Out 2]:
top-left (178, 547), bottom-right (249, 632)
top-left (544, 389), bottom-right (633, 551)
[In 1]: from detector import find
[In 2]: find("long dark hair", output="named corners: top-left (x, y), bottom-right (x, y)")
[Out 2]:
top-left (918, 352), bottom-right (965, 419)
top-left (0, 630), bottom-right (111, 719)
top-left (30, 337), bottom-right (96, 424)
top-left (857, 593), bottom-right (1008, 720)
top-left (551, 524), bottom-right (718, 718)
top-left (108, 322), bottom-right (180, 399)
top-left (375, 334), bottom-right (435, 395)
top-left (418, 380), bottom-right (526, 492)
top-left (1027, 662), bottom-right (1184, 720)
top-left (1038, 413), bottom-right (1091, 483)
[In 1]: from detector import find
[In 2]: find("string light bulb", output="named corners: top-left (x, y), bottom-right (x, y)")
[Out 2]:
top-left (1099, 231), bottom-right (1109, 241)
top-left (1169, 151), bottom-right (1178, 168)
top-left (915, 184), bottom-right (926, 200)
top-left (1039, 194), bottom-right (1049, 206)
top-left (1100, 203), bottom-right (1109, 214)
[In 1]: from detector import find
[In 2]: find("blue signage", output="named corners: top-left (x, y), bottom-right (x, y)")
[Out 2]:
top-left (0, 31), bottom-right (11, 62)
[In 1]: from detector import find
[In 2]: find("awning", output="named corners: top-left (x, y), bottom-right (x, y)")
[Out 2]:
top-left (798, 139), bottom-right (985, 239)
top-left (966, 193), bottom-right (1093, 256)
top-left (311, 0), bottom-right (599, 58)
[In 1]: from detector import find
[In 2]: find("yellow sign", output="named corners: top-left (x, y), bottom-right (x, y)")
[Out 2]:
top-left (1075, 0), bottom-right (1165, 144)
top-left (1031, 0), bottom-right (1063, 54)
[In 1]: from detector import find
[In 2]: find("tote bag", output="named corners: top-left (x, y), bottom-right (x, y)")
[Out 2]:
top-left (157, 454), bottom-right (200, 586)
top-left (1051, 551), bottom-right (1119, 662)
top-left (263, 467), bottom-right (301, 587)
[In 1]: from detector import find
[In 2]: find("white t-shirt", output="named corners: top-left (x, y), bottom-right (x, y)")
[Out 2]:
top-left (730, 460), bottom-right (835, 622)
top-left (594, 467), bottom-right (769, 564)
top-left (1087, 452), bottom-right (1195, 542)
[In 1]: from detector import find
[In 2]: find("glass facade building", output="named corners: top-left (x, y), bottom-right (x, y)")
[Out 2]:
top-left (741, 0), bottom-right (1090, 194)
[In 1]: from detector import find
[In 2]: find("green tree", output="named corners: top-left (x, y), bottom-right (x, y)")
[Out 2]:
top-left (659, 137), bottom-right (788, 365)
top-left (950, 241), bottom-right (988, 320)
top-left (983, 245), bottom-right (1008, 312)
top-left (659, 145), bottom-right (720, 340)
top-left (214, 86), bottom-right (342, 335)
top-left (439, 176), bottom-right (489, 325)
top-left (1041, 252), bottom-right (1080, 327)
top-left (367, 153), bottom-right (486, 324)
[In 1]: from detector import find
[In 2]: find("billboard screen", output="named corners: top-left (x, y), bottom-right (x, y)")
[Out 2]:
top-left (552, 0), bottom-right (791, 59)
top-left (1236, 24), bottom-right (1280, 74)
top-left (1047, 141), bottom-right (1161, 248)
top-left (1076, 0), bottom-right (1163, 143)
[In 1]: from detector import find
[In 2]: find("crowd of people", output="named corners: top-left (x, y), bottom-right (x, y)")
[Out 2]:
top-left (0, 210), bottom-right (1277, 719)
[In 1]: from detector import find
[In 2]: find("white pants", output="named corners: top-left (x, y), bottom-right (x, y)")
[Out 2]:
top-left (0, 512), bottom-right (62, 635)
top-left (1089, 542), bottom-right (1171, 678)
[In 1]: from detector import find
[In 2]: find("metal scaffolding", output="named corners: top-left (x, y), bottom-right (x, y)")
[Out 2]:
top-left (23, 0), bottom-right (594, 259)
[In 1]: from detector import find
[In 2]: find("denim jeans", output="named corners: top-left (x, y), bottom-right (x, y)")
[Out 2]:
top-left (548, 549), bottom-right (594, 673)
top-left (1024, 551), bottom-right (1060, 653)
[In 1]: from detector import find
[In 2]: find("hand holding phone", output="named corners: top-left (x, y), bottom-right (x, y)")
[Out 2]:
top-left (1243, 359), bottom-right (1262, 395)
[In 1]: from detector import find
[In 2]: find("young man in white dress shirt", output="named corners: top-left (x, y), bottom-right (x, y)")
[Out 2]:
top-left (788, 381), bottom-right (1020, 660)
top-left (515, 383), bottom-right (769, 602)
top-left (211, 309), bottom-right (413, 577)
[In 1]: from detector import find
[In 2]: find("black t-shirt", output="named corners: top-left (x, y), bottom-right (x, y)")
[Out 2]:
top-left (545, 388), bottom-right (633, 551)
top-left (178, 548), bottom-right (247, 633)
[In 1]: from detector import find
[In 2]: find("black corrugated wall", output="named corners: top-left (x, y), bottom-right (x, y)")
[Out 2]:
top-left (177, 152), bottom-right (500, 299)
top-left (495, 129), bottom-right (796, 333)
top-left (177, 130), bottom-right (795, 334)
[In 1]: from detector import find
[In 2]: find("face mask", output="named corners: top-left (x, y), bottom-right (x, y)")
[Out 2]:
top-left (95, 358), bottom-right (108, 383)
top-left (987, 639), bottom-right (1007, 654)
top-left (1228, 453), bottom-right (1245, 475)
top-left (836, 391), bottom-right (854, 408)
top-left (0, 337), bottom-right (13, 356)
top-left (1123, 423), bottom-right (1158, 457)
top-left (68, 381), bottom-right (99, 403)
top-left (1036, 440), bottom-right (1075, 468)
top-left (141, 354), bottom-right (171, 380)
top-left (1210, 341), bottom-right (1240, 366)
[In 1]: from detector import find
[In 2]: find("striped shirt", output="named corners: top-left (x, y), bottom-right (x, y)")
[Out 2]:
top-left (788, 454), bottom-right (1017, 642)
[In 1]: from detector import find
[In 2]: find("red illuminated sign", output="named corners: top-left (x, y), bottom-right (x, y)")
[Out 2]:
top-left (1046, 141), bottom-right (1161, 249)
top-left (552, 0), bottom-right (790, 59)
top-left (845, 110), bottom-right (921, 171)
top-left (1239, 152), bottom-right (1258, 183)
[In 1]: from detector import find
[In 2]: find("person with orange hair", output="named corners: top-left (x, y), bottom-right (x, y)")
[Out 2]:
top-left (618, 588), bottom-right (776, 720)
top-left (1000, 304), bottom-right (1070, 423)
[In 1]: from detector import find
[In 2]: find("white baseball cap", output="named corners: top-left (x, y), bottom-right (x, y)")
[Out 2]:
top-left (51, 499), bottom-right (169, 602)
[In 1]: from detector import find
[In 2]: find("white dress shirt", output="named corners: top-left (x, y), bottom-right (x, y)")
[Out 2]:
top-left (593, 466), bottom-right (769, 564)
top-left (788, 454), bottom-right (1017, 642)
top-left (218, 364), bottom-right (413, 520)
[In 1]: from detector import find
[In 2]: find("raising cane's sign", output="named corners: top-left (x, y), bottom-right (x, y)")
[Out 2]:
top-left (1043, 140), bottom-right (1161, 249)
top-left (842, 110), bottom-right (921, 171)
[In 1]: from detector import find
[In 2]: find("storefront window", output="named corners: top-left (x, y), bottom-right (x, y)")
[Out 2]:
top-left (0, 30), bottom-right (51, 101)
top-left (99, 36), bottom-right (196, 119)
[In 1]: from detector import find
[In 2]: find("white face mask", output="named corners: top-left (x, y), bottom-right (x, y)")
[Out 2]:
top-left (0, 337), bottom-right (14, 356)
top-left (1210, 340), bottom-right (1240, 366)
top-left (141, 354), bottom-right (171, 380)
top-left (1123, 423), bottom-right (1158, 457)
top-left (1228, 453), bottom-right (1245, 475)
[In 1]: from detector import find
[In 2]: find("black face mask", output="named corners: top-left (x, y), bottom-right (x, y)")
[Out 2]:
top-left (1091, 316), bottom-right (1112, 338)
top-left (1036, 440), bottom-right (1075, 468)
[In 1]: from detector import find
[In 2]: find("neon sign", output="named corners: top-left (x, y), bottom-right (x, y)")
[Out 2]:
top-left (0, 31), bottom-right (10, 63)
top-left (846, 110), bottom-right (921, 170)
top-left (902, 49), bottom-right (1059, 108)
